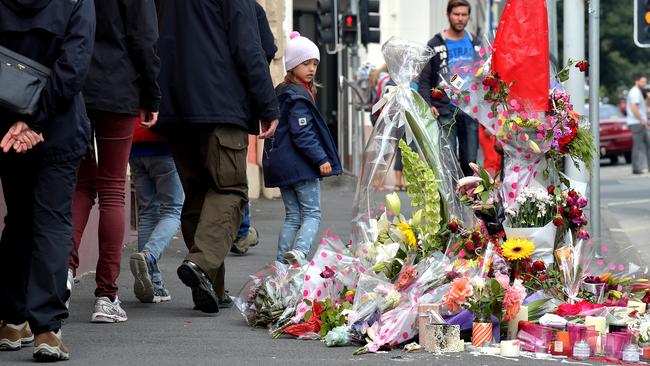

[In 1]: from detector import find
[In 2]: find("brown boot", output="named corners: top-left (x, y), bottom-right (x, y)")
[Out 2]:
top-left (33, 331), bottom-right (69, 361)
top-left (0, 322), bottom-right (33, 351)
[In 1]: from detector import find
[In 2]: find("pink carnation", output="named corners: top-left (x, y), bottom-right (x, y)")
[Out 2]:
top-left (503, 279), bottom-right (526, 321)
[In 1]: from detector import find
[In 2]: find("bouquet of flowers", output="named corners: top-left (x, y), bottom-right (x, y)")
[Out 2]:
top-left (554, 237), bottom-right (593, 304)
top-left (551, 185), bottom-right (590, 246)
top-left (442, 272), bottom-right (526, 322)
top-left (503, 186), bottom-right (557, 263)
top-left (456, 162), bottom-right (503, 236)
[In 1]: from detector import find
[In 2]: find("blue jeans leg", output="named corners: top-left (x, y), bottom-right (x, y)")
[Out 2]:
top-left (276, 179), bottom-right (321, 261)
top-left (237, 203), bottom-right (251, 239)
top-left (291, 180), bottom-right (321, 255)
top-left (130, 156), bottom-right (184, 286)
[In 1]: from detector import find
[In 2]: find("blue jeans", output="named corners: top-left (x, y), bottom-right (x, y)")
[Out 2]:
top-left (130, 155), bottom-right (184, 287)
top-left (237, 203), bottom-right (250, 239)
top-left (276, 179), bottom-right (321, 262)
top-left (439, 107), bottom-right (479, 177)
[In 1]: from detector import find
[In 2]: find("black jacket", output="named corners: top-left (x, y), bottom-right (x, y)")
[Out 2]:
top-left (83, 0), bottom-right (160, 115)
top-left (0, 0), bottom-right (95, 162)
top-left (418, 31), bottom-right (482, 116)
top-left (156, 0), bottom-right (280, 134)
top-left (256, 3), bottom-right (277, 64)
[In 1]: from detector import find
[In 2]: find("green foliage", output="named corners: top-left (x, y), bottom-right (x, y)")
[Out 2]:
top-left (399, 140), bottom-right (444, 253)
top-left (318, 298), bottom-right (351, 337)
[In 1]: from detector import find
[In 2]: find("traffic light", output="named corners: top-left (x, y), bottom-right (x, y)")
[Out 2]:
top-left (341, 14), bottom-right (358, 45)
top-left (359, 0), bottom-right (380, 46)
top-left (317, 0), bottom-right (337, 46)
top-left (634, 0), bottom-right (650, 47)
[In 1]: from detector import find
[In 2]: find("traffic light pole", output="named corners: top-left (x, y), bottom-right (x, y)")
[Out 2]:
top-left (588, 0), bottom-right (601, 255)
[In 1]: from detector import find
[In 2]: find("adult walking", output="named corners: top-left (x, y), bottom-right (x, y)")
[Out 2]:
top-left (68, 0), bottom-right (161, 323)
top-left (0, 0), bottom-right (95, 361)
top-left (418, 0), bottom-right (482, 177)
top-left (156, 0), bottom-right (279, 313)
top-left (626, 74), bottom-right (650, 174)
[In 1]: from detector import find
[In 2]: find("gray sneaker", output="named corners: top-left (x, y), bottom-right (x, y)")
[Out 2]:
top-left (283, 250), bottom-right (306, 266)
top-left (153, 287), bottom-right (171, 303)
top-left (130, 251), bottom-right (155, 303)
top-left (230, 227), bottom-right (259, 255)
top-left (90, 297), bottom-right (127, 323)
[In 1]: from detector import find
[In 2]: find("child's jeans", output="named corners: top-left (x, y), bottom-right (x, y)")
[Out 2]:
top-left (276, 179), bottom-right (321, 262)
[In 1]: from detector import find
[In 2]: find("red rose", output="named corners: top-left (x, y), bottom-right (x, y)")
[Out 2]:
top-left (547, 185), bottom-right (555, 195)
top-left (575, 60), bottom-right (589, 72)
top-left (430, 88), bottom-right (445, 101)
top-left (465, 241), bottom-right (475, 252)
top-left (482, 76), bottom-right (498, 87)
top-left (448, 219), bottom-right (459, 233)
top-left (471, 231), bottom-right (481, 241)
top-left (569, 207), bottom-right (582, 218)
top-left (557, 206), bottom-right (566, 215)
top-left (568, 190), bottom-right (577, 198)
top-left (521, 274), bottom-right (532, 282)
top-left (536, 274), bottom-right (548, 282)
top-left (552, 216), bottom-right (564, 227)
top-left (532, 260), bottom-right (546, 272)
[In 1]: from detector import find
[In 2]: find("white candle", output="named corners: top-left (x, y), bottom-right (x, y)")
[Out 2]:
top-left (507, 305), bottom-right (528, 340)
top-left (500, 340), bottom-right (521, 357)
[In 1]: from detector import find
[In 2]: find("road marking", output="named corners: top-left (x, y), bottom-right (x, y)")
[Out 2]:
top-left (607, 199), bottom-right (650, 207)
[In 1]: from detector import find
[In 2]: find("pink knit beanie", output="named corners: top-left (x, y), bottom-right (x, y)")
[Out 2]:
top-left (284, 31), bottom-right (320, 71)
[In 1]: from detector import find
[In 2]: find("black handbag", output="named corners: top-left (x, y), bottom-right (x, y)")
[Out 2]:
top-left (0, 44), bottom-right (50, 116)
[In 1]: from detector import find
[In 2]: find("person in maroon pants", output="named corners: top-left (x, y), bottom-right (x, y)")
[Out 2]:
top-left (67, 0), bottom-right (161, 323)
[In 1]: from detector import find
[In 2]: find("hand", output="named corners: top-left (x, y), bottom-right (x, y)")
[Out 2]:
top-left (430, 106), bottom-right (440, 118)
top-left (319, 161), bottom-right (332, 176)
top-left (139, 109), bottom-right (158, 129)
top-left (259, 119), bottom-right (279, 139)
top-left (1, 121), bottom-right (44, 153)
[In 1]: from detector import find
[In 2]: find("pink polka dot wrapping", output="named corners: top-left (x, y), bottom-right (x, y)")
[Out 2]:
top-left (618, 264), bottom-right (625, 272)
top-left (320, 251), bottom-right (327, 258)
top-left (305, 275), bottom-right (311, 281)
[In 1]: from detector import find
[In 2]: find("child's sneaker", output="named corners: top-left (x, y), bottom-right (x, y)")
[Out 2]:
top-left (283, 250), bottom-right (306, 266)
top-left (0, 322), bottom-right (33, 351)
top-left (153, 287), bottom-right (171, 303)
top-left (90, 297), bottom-right (127, 323)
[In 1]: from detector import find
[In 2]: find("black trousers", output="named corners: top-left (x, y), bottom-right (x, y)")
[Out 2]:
top-left (0, 153), bottom-right (80, 334)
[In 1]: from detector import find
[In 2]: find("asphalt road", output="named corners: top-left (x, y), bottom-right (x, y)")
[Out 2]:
top-left (2, 164), bottom-right (645, 366)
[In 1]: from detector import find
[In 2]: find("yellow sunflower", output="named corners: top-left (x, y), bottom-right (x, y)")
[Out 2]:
top-left (501, 238), bottom-right (535, 261)
top-left (396, 222), bottom-right (417, 249)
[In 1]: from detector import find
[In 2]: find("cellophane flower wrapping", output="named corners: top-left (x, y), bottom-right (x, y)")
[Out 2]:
top-left (288, 235), bottom-right (359, 325)
top-left (554, 237), bottom-right (594, 304)
top-left (234, 261), bottom-right (306, 328)
top-left (356, 252), bottom-right (452, 353)
top-left (351, 37), bottom-right (469, 267)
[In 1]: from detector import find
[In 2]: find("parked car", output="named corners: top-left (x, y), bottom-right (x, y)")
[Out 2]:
top-left (587, 104), bottom-right (632, 164)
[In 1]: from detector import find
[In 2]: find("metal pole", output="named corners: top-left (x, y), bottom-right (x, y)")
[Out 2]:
top-left (548, 0), bottom-right (559, 70)
top-left (588, 0), bottom-right (601, 252)
top-left (563, 0), bottom-right (588, 181)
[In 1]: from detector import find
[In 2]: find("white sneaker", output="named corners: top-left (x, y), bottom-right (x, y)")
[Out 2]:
top-left (90, 297), bottom-right (127, 323)
top-left (283, 250), bottom-right (306, 266)
top-left (64, 269), bottom-right (74, 309)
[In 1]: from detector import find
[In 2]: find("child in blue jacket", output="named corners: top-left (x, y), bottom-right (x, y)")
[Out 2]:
top-left (263, 32), bottom-right (342, 265)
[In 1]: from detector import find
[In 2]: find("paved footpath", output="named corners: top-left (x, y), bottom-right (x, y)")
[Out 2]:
top-left (3, 174), bottom-right (627, 366)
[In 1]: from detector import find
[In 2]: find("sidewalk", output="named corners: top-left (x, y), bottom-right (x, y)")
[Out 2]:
top-left (2, 175), bottom-right (622, 366)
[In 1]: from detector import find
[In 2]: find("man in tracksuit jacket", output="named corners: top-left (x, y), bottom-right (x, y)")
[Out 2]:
top-left (156, 0), bottom-right (280, 313)
top-left (418, 0), bottom-right (482, 177)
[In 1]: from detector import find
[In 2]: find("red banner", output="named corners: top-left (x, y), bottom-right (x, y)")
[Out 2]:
top-left (493, 0), bottom-right (550, 112)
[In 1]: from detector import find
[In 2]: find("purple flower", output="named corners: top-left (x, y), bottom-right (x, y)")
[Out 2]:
top-left (576, 196), bottom-right (588, 208)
